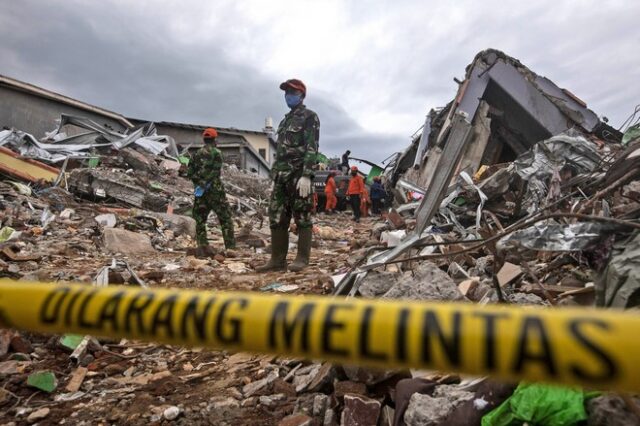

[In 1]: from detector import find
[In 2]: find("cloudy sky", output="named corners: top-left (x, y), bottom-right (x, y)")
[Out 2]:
top-left (1, 0), bottom-right (638, 164)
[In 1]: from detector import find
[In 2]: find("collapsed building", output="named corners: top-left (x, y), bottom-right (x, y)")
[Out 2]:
top-left (388, 49), bottom-right (620, 203)
top-left (0, 74), bottom-right (274, 178)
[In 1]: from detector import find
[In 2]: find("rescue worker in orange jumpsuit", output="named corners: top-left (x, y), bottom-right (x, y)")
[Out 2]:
top-left (347, 166), bottom-right (366, 223)
top-left (360, 186), bottom-right (370, 218)
top-left (324, 172), bottom-right (337, 214)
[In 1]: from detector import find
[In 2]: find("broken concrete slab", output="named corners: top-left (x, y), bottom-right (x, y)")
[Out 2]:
top-left (341, 394), bottom-right (381, 426)
top-left (383, 262), bottom-right (464, 301)
top-left (242, 369), bottom-right (279, 397)
top-left (306, 362), bottom-right (335, 393)
top-left (120, 147), bottom-right (161, 175)
top-left (343, 366), bottom-right (401, 387)
top-left (404, 385), bottom-right (475, 426)
top-left (103, 228), bottom-right (155, 255)
top-left (358, 270), bottom-right (398, 298)
top-left (334, 381), bottom-right (367, 398)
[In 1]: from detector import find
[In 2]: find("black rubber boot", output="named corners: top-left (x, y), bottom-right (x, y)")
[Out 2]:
top-left (255, 229), bottom-right (289, 272)
top-left (289, 227), bottom-right (312, 272)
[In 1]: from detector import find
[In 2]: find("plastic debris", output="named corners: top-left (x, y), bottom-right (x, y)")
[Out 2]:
top-left (60, 334), bottom-right (84, 351)
top-left (94, 213), bottom-right (117, 228)
top-left (481, 383), bottom-right (590, 426)
top-left (0, 227), bottom-right (17, 242)
top-left (498, 222), bottom-right (619, 252)
top-left (27, 371), bottom-right (58, 393)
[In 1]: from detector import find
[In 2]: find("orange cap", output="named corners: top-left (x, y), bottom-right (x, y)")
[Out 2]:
top-left (202, 128), bottom-right (218, 138)
top-left (279, 79), bottom-right (307, 95)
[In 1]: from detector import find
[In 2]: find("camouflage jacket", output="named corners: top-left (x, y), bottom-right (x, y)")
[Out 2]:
top-left (272, 104), bottom-right (320, 181)
top-left (187, 145), bottom-right (224, 187)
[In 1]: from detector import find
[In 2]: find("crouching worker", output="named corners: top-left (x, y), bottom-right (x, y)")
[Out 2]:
top-left (187, 127), bottom-right (235, 249)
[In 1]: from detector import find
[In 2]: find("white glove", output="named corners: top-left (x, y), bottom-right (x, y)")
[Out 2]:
top-left (296, 176), bottom-right (312, 198)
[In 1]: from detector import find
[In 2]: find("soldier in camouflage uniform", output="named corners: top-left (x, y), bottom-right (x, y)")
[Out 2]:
top-left (256, 79), bottom-right (320, 272)
top-left (187, 128), bottom-right (236, 249)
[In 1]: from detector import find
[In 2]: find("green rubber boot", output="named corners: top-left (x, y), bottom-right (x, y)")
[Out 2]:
top-left (255, 228), bottom-right (289, 272)
top-left (289, 227), bottom-right (312, 272)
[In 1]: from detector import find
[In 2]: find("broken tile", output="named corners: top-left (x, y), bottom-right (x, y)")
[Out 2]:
top-left (497, 262), bottom-right (523, 287)
top-left (65, 367), bottom-right (88, 393)
top-left (458, 278), bottom-right (479, 297)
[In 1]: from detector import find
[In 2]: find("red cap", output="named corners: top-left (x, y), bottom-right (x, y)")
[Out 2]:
top-left (202, 128), bottom-right (218, 138)
top-left (279, 79), bottom-right (306, 95)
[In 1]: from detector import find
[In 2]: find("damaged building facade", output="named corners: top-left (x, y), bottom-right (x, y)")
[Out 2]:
top-left (130, 119), bottom-right (277, 177)
top-left (0, 74), bottom-right (273, 177)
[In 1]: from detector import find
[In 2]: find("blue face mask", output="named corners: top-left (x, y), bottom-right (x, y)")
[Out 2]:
top-left (285, 93), bottom-right (303, 109)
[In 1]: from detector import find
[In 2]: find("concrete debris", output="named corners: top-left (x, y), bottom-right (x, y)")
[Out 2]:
top-left (243, 369), bottom-right (280, 397)
top-left (334, 381), bottom-right (367, 398)
top-left (382, 262), bottom-right (464, 301)
top-left (163, 405), bottom-right (181, 421)
top-left (103, 227), bottom-right (155, 255)
top-left (94, 213), bottom-right (117, 228)
top-left (26, 407), bottom-right (50, 423)
top-left (587, 395), bottom-right (640, 426)
top-left (404, 385), bottom-right (475, 426)
top-left (341, 394), bottom-right (381, 426)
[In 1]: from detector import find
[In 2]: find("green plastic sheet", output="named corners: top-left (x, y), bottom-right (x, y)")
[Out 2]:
top-left (622, 124), bottom-right (640, 146)
top-left (482, 383), bottom-right (588, 426)
top-left (0, 227), bottom-right (16, 242)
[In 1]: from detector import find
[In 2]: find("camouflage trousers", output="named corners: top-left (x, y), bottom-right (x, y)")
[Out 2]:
top-left (269, 177), bottom-right (313, 230)
top-left (193, 190), bottom-right (235, 249)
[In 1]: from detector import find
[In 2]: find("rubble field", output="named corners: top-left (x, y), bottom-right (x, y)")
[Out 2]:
top-left (2, 48), bottom-right (640, 425)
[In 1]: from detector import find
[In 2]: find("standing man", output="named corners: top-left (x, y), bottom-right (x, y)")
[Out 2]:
top-left (187, 128), bottom-right (236, 250)
top-left (347, 166), bottom-right (365, 223)
top-left (257, 79), bottom-right (320, 272)
top-left (324, 172), bottom-right (337, 214)
top-left (370, 176), bottom-right (386, 215)
top-left (341, 150), bottom-right (351, 173)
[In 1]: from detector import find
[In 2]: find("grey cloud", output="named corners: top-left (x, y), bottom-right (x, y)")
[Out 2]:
top-left (0, 1), bottom-right (400, 163)
top-left (1, 0), bottom-right (638, 170)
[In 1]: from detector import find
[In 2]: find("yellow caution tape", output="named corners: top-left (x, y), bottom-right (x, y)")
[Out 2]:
top-left (0, 281), bottom-right (638, 392)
